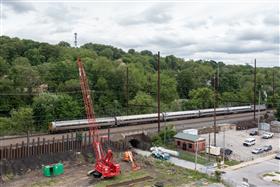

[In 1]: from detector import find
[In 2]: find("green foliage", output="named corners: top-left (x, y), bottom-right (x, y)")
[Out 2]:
top-left (0, 35), bottom-right (279, 135)
top-left (10, 107), bottom-right (34, 134)
top-left (32, 93), bottom-right (82, 130)
top-left (152, 125), bottom-right (176, 146)
top-left (276, 100), bottom-right (280, 120)
top-left (188, 87), bottom-right (214, 109)
top-left (0, 117), bottom-right (12, 136)
top-left (129, 91), bottom-right (155, 114)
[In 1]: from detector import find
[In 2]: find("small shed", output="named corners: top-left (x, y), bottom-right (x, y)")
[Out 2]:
top-left (174, 132), bottom-right (206, 153)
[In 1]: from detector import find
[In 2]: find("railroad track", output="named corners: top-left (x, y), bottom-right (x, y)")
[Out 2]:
top-left (0, 111), bottom-right (264, 147)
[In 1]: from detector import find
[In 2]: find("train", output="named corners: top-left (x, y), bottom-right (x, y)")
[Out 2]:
top-left (49, 105), bottom-right (266, 133)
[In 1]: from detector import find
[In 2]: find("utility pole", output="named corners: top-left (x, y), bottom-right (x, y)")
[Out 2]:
top-left (213, 72), bottom-right (217, 146)
top-left (258, 90), bottom-right (261, 132)
top-left (157, 51), bottom-right (161, 133)
top-left (195, 141), bottom-right (198, 170)
top-left (222, 129), bottom-right (225, 166)
top-left (126, 66), bottom-right (129, 115)
top-left (272, 67), bottom-right (275, 108)
top-left (254, 59), bottom-right (256, 120)
top-left (208, 132), bottom-right (211, 161)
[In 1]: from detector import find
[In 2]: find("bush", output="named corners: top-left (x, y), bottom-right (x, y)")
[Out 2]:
top-left (152, 125), bottom-right (176, 146)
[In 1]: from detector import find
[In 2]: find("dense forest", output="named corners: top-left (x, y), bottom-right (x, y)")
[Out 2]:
top-left (0, 36), bottom-right (279, 134)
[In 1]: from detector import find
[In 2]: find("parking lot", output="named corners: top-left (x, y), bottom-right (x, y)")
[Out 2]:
top-left (201, 128), bottom-right (280, 161)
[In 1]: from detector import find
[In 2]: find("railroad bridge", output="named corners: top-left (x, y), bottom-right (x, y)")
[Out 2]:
top-left (121, 131), bottom-right (151, 150)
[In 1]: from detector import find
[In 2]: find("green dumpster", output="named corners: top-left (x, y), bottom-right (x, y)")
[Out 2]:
top-left (42, 163), bottom-right (64, 177)
top-left (53, 163), bottom-right (64, 176)
top-left (42, 165), bottom-right (51, 177)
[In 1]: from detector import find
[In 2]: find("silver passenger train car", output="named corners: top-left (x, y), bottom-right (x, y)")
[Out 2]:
top-left (49, 105), bottom-right (266, 132)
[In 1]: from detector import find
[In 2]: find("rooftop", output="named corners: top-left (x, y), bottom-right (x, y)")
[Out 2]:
top-left (174, 132), bottom-right (205, 142)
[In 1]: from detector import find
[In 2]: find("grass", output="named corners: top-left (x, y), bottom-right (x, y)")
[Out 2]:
top-left (94, 170), bottom-right (149, 187)
top-left (178, 150), bottom-right (211, 165)
top-left (263, 173), bottom-right (276, 177)
top-left (163, 143), bottom-right (212, 165)
top-left (31, 178), bottom-right (58, 187)
top-left (94, 157), bottom-right (219, 187)
top-left (224, 159), bottom-right (241, 166)
top-left (272, 179), bottom-right (280, 184)
top-left (153, 159), bottom-right (219, 185)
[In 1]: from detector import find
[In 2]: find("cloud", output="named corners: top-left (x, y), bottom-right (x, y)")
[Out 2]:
top-left (2, 1), bottom-right (279, 67)
top-left (3, 0), bottom-right (34, 13)
top-left (263, 13), bottom-right (279, 26)
top-left (118, 4), bottom-right (172, 26)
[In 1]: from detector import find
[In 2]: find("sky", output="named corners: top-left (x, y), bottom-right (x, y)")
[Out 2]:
top-left (1, 0), bottom-right (279, 67)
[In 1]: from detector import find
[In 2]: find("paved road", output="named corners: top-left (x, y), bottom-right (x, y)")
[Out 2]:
top-left (133, 148), bottom-right (215, 175)
top-left (0, 112), bottom-right (264, 146)
top-left (223, 158), bottom-right (280, 187)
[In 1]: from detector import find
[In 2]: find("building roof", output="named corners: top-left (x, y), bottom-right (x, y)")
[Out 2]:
top-left (174, 132), bottom-right (205, 142)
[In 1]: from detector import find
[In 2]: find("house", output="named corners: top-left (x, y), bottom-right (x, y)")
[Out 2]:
top-left (174, 132), bottom-right (206, 153)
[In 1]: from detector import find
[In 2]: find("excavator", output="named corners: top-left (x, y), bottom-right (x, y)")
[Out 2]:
top-left (123, 149), bottom-right (140, 171)
top-left (77, 57), bottom-right (121, 178)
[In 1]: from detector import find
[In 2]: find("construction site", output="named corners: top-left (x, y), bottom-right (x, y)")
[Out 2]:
top-left (1, 1), bottom-right (280, 187)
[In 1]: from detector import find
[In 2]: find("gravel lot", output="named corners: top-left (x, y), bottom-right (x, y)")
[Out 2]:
top-left (201, 129), bottom-right (280, 161)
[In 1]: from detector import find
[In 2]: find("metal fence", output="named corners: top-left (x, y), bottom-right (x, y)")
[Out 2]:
top-left (0, 133), bottom-right (128, 160)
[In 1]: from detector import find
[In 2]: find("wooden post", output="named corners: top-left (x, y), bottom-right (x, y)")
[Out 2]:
top-left (62, 135), bottom-right (65, 152)
top-left (43, 138), bottom-right (45, 155)
top-left (32, 139), bottom-right (35, 156)
top-left (21, 141), bottom-right (24, 158)
top-left (47, 140), bottom-right (50, 154)
top-left (71, 132), bottom-right (74, 150)
top-left (66, 134), bottom-right (69, 151)
top-left (52, 137), bottom-right (55, 153)
top-left (0, 148), bottom-right (3, 160)
top-left (37, 137), bottom-right (40, 155)
top-left (9, 144), bottom-right (12, 160)
top-left (15, 143), bottom-right (18, 159)
top-left (83, 133), bottom-right (86, 150)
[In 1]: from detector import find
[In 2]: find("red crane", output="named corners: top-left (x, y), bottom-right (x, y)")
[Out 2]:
top-left (77, 57), bottom-right (121, 178)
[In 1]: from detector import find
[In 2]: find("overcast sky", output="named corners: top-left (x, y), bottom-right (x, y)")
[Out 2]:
top-left (1, 0), bottom-right (279, 67)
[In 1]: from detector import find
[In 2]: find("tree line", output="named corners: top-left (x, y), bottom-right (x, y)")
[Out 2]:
top-left (0, 36), bottom-right (279, 135)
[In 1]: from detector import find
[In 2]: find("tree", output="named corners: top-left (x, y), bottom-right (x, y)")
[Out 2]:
top-left (100, 48), bottom-right (114, 59)
top-left (129, 91), bottom-right (155, 114)
top-left (32, 93), bottom-right (82, 130)
top-left (188, 87), bottom-right (214, 109)
top-left (276, 100), bottom-right (280, 120)
top-left (177, 69), bottom-right (194, 98)
top-left (0, 56), bottom-right (9, 77)
top-left (58, 41), bottom-right (71, 48)
top-left (11, 107), bottom-right (34, 134)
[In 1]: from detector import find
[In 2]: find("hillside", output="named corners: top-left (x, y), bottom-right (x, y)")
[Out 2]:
top-left (0, 36), bottom-right (279, 134)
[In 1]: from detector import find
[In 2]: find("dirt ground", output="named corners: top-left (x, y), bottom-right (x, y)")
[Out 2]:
top-left (1, 151), bottom-right (224, 187)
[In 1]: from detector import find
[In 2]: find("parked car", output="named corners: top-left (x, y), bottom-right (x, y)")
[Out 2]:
top-left (249, 130), bottom-right (258, 136)
top-left (151, 150), bottom-right (170, 160)
top-left (220, 148), bottom-right (233, 156)
top-left (243, 138), bottom-right (256, 146)
top-left (275, 153), bottom-right (280, 160)
top-left (262, 132), bottom-right (274, 139)
top-left (263, 145), bottom-right (272, 152)
top-left (252, 148), bottom-right (264, 154)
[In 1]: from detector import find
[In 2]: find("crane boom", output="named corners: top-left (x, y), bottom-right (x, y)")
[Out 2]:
top-left (77, 57), bottom-right (120, 178)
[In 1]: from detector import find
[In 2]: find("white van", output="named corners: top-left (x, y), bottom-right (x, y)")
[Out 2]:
top-left (243, 138), bottom-right (256, 146)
